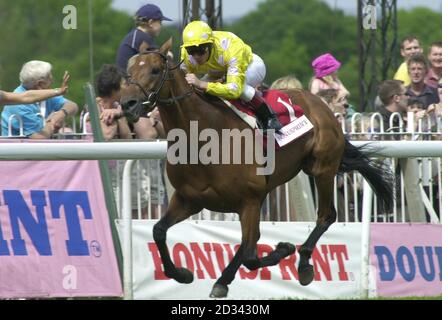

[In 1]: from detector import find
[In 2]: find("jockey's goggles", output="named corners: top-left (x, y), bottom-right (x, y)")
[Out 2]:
top-left (186, 45), bottom-right (209, 56)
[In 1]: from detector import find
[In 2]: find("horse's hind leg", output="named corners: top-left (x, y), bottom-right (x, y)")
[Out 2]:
top-left (153, 192), bottom-right (202, 284)
top-left (298, 173), bottom-right (337, 286)
top-left (210, 201), bottom-right (296, 298)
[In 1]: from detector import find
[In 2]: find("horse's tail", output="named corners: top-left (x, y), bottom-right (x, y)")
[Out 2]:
top-left (338, 139), bottom-right (394, 213)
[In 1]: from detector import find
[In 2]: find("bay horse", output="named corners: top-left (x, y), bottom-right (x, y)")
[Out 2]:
top-left (120, 39), bottom-right (393, 298)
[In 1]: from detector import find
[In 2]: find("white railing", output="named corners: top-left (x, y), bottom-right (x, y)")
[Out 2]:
top-left (3, 113), bottom-right (86, 139)
top-left (0, 141), bottom-right (167, 160)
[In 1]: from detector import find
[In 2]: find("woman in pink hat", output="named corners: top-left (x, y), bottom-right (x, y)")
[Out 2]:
top-left (309, 53), bottom-right (349, 98)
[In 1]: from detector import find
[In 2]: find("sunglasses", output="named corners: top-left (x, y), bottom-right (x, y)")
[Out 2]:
top-left (438, 83), bottom-right (442, 88)
top-left (186, 46), bottom-right (208, 56)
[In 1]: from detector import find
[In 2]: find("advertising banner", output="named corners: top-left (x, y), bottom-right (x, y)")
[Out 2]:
top-left (0, 142), bottom-right (122, 298)
top-left (370, 223), bottom-right (442, 297)
top-left (117, 220), bottom-right (362, 299)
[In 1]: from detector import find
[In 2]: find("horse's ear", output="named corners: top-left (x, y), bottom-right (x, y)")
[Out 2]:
top-left (159, 38), bottom-right (173, 55)
top-left (139, 41), bottom-right (150, 53)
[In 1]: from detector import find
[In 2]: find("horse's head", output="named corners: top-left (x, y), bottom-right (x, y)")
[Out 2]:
top-left (120, 38), bottom-right (172, 123)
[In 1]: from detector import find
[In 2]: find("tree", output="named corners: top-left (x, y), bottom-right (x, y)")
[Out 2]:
top-left (228, 0), bottom-right (358, 104)
top-left (0, 0), bottom-right (131, 107)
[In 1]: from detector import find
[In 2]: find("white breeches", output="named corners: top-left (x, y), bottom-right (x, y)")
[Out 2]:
top-left (240, 53), bottom-right (266, 102)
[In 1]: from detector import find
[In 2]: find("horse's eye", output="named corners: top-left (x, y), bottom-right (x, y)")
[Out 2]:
top-left (152, 68), bottom-right (161, 75)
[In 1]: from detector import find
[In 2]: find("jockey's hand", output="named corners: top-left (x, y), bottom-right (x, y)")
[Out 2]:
top-left (185, 73), bottom-right (208, 90)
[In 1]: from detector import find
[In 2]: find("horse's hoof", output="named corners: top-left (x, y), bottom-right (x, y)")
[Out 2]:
top-left (298, 265), bottom-right (314, 286)
top-left (174, 267), bottom-right (194, 284)
top-left (276, 242), bottom-right (296, 256)
top-left (209, 283), bottom-right (228, 298)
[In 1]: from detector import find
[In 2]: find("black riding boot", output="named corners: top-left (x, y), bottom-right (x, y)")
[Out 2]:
top-left (250, 93), bottom-right (283, 132)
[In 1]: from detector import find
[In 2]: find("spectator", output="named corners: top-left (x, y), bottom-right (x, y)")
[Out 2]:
top-left (83, 64), bottom-right (131, 141)
top-left (394, 35), bottom-right (423, 86)
top-left (270, 75), bottom-right (303, 90)
top-left (317, 88), bottom-right (357, 221)
top-left (116, 3), bottom-right (171, 71)
top-left (427, 78), bottom-right (442, 118)
top-left (378, 79), bottom-right (426, 222)
top-left (425, 41), bottom-right (442, 89)
top-left (309, 53), bottom-right (349, 98)
top-left (92, 64), bottom-right (162, 219)
top-left (82, 64), bottom-right (166, 220)
top-left (378, 79), bottom-right (409, 138)
top-left (406, 98), bottom-right (428, 134)
top-left (1, 60), bottom-right (78, 138)
top-left (116, 2), bottom-right (169, 163)
top-left (115, 4), bottom-right (171, 216)
top-left (405, 54), bottom-right (439, 109)
top-left (316, 88), bottom-right (348, 116)
top-left (0, 72), bottom-right (69, 106)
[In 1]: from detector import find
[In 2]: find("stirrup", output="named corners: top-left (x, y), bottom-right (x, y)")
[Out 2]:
top-left (268, 118), bottom-right (283, 131)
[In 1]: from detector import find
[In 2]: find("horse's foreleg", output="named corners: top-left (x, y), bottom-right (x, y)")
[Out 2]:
top-left (210, 202), bottom-right (261, 298)
top-left (153, 192), bottom-right (201, 284)
top-left (298, 173), bottom-right (337, 286)
top-left (240, 202), bottom-right (262, 270)
top-left (241, 203), bottom-right (296, 270)
top-left (210, 244), bottom-right (244, 298)
top-left (211, 233), bottom-right (296, 299)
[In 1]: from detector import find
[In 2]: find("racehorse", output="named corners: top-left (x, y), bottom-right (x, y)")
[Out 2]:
top-left (120, 39), bottom-right (393, 298)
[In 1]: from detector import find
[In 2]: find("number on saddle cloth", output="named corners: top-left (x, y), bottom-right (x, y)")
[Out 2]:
top-left (262, 90), bottom-right (304, 126)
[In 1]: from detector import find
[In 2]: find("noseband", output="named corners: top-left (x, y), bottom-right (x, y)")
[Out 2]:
top-left (127, 50), bottom-right (192, 108)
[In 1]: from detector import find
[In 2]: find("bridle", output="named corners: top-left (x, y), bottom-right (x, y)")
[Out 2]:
top-left (126, 50), bottom-right (193, 108)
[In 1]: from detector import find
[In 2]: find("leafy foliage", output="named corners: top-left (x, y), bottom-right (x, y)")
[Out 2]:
top-left (0, 0), bottom-right (130, 106)
top-left (229, 0), bottom-right (356, 93)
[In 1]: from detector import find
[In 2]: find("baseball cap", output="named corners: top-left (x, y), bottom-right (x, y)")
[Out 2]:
top-left (136, 4), bottom-right (172, 21)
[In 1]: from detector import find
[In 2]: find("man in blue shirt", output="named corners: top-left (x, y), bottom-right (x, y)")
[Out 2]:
top-left (116, 4), bottom-right (172, 71)
top-left (1, 60), bottom-right (78, 138)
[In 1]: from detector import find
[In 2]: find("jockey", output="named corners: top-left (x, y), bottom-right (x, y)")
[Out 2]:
top-left (180, 20), bottom-right (282, 131)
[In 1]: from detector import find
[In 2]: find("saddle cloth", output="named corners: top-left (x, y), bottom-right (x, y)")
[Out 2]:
top-left (228, 89), bottom-right (305, 125)
top-left (222, 89), bottom-right (313, 148)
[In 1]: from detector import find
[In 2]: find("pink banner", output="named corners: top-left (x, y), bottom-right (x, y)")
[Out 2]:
top-left (370, 223), bottom-right (442, 297)
top-left (0, 140), bottom-right (122, 298)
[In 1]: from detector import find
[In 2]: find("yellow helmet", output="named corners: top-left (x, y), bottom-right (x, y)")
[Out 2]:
top-left (182, 21), bottom-right (213, 48)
